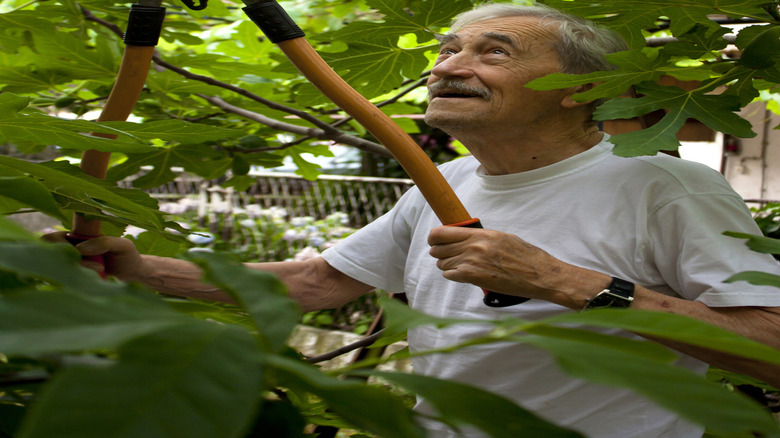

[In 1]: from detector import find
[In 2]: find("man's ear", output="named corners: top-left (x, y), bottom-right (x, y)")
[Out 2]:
top-left (561, 83), bottom-right (595, 108)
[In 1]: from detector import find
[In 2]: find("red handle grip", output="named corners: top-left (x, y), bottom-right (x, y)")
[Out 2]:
top-left (65, 233), bottom-right (106, 279)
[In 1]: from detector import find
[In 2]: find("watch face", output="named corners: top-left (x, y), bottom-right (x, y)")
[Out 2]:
top-left (584, 278), bottom-right (635, 310)
top-left (587, 290), bottom-right (632, 309)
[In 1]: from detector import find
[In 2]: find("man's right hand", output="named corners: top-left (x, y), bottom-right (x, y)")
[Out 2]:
top-left (42, 232), bottom-right (145, 281)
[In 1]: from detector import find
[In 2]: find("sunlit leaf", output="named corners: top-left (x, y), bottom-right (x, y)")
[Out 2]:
top-left (289, 43), bottom-right (431, 105)
top-left (526, 51), bottom-right (669, 101)
top-left (545, 0), bottom-right (771, 49)
top-left (325, 0), bottom-right (472, 44)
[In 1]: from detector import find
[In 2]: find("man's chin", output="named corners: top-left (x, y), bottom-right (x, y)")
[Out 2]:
top-left (423, 113), bottom-right (462, 132)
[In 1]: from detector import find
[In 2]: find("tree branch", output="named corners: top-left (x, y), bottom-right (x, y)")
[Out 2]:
top-left (305, 329), bottom-right (386, 364)
top-left (199, 95), bottom-right (393, 158)
top-left (330, 76), bottom-right (429, 130)
top-left (80, 5), bottom-right (406, 160)
top-left (292, 75), bottom-right (430, 145)
top-left (81, 5), bottom-right (124, 38)
top-left (80, 7), bottom-right (377, 137)
top-left (151, 55), bottom-right (341, 131)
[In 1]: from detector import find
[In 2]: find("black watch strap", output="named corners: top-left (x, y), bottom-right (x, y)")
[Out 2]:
top-left (583, 277), bottom-right (635, 310)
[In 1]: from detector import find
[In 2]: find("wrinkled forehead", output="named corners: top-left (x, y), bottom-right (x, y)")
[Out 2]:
top-left (443, 16), bottom-right (560, 50)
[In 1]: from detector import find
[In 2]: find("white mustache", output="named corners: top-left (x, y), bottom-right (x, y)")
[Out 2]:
top-left (428, 80), bottom-right (492, 100)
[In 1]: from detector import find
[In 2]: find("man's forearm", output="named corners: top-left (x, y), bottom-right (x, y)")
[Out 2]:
top-left (547, 267), bottom-right (780, 387)
top-left (631, 285), bottom-right (780, 388)
top-left (124, 255), bottom-right (373, 313)
top-left (124, 255), bottom-right (236, 303)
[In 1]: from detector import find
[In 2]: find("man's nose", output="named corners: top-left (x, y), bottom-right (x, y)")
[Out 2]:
top-left (430, 52), bottom-right (476, 79)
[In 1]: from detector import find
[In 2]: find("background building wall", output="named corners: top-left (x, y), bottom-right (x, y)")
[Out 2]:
top-left (723, 102), bottom-right (780, 203)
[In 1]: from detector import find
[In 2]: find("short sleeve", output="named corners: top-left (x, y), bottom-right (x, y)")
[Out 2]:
top-left (321, 189), bottom-right (420, 292)
top-left (647, 193), bottom-right (780, 307)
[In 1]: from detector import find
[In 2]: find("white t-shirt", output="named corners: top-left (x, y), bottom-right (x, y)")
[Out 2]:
top-left (321, 136), bottom-right (780, 438)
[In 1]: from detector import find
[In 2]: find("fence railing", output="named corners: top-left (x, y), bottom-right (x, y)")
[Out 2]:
top-left (121, 171), bottom-right (415, 229)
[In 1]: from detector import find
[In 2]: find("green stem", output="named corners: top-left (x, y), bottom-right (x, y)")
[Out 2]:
top-left (5, 0), bottom-right (40, 13)
top-left (691, 64), bottom-right (744, 94)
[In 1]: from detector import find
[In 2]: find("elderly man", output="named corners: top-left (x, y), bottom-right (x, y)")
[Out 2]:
top-left (63, 3), bottom-right (780, 438)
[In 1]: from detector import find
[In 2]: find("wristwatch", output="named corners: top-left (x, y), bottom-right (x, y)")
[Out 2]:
top-left (583, 277), bottom-right (635, 310)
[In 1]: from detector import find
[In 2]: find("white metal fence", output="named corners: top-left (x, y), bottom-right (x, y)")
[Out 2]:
top-left (123, 171), bottom-right (414, 228)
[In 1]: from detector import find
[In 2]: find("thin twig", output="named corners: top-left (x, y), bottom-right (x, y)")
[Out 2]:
top-left (80, 5), bottom-right (399, 160)
top-left (330, 76), bottom-right (429, 130)
top-left (199, 95), bottom-right (392, 158)
top-left (73, 96), bottom-right (109, 106)
top-left (318, 72), bottom-right (432, 116)
top-left (152, 55), bottom-right (342, 134)
top-left (81, 6), bottom-right (124, 39)
top-left (306, 329), bottom-right (386, 364)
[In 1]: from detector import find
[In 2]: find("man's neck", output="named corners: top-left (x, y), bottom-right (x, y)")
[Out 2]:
top-left (457, 125), bottom-right (603, 175)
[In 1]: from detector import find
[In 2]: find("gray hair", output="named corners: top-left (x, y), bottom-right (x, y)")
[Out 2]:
top-left (449, 3), bottom-right (628, 74)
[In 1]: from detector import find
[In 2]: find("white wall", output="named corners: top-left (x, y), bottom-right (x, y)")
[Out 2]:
top-left (722, 102), bottom-right (780, 203)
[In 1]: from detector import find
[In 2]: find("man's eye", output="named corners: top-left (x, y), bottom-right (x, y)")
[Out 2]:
top-left (489, 48), bottom-right (508, 55)
top-left (440, 48), bottom-right (457, 55)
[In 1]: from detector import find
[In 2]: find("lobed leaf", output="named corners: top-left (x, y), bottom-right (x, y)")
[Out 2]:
top-left (526, 51), bottom-right (669, 101)
top-left (662, 25), bottom-right (730, 58)
top-left (0, 174), bottom-right (68, 222)
top-left (596, 83), bottom-right (755, 155)
top-left (546, 0), bottom-right (772, 49)
top-left (290, 43), bottom-right (431, 105)
top-left (325, 0), bottom-right (472, 44)
top-left (128, 231), bottom-right (188, 257)
top-left (738, 25), bottom-right (780, 70)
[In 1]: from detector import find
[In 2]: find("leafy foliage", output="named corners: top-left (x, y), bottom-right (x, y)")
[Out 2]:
top-left (2, 0), bottom-right (780, 436)
top-left (529, 0), bottom-right (780, 155)
top-left (1, 222), bottom-right (779, 437)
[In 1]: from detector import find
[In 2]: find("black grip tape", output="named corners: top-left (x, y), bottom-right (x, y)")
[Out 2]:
top-left (458, 220), bottom-right (530, 308)
top-left (124, 4), bottom-right (166, 47)
top-left (243, 1), bottom-right (305, 43)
